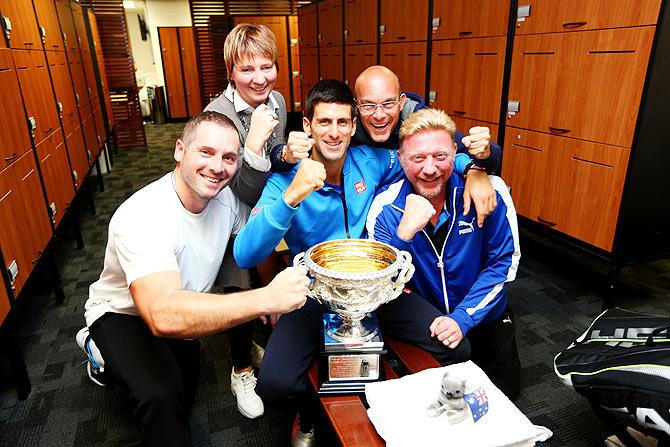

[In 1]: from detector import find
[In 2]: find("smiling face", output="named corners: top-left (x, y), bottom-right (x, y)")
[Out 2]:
top-left (303, 102), bottom-right (356, 164)
top-left (354, 67), bottom-right (406, 143)
top-left (230, 54), bottom-right (277, 109)
top-left (399, 129), bottom-right (456, 201)
top-left (173, 121), bottom-right (240, 213)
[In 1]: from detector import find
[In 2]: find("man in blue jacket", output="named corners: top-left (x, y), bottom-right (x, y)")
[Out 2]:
top-left (234, 80), bottom-right (473, 445)
top-left (354, 65), bottom-right (501, 227)
top-left (367, 108), bottom-right (521, 400)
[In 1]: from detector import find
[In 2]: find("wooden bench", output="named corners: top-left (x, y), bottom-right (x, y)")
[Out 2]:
top-left (307, 337), bottom-right (441, 446)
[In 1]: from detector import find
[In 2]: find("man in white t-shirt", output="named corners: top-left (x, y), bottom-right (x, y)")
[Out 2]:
top-left (77, 111), bottom-right (309, 447)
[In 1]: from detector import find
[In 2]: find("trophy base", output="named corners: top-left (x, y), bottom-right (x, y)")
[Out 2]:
top-left (318, 313), bottom-right (385, 395)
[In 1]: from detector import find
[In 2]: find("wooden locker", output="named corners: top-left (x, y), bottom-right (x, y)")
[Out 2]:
top-left (344, 44), bottom-right (376, 87)
top-left (319, 46), bottom-right (343, 81)
top-left (300, 46), bottom-right (318, 107)
top-left (318, 0), bottom-right (343, 47)
top-left (92, 100), bottom-right (106, 149)
top-left (432, 0), bottom-right (509, 40)
top-left (507, 27), bottom-right (655, 147)
top-left (35, 128), bottom-right (74, 228)
top-left (87, 9), bottom-right (114, 129)
top-left (68, 54), bottom-right (91, 108)
top-left (12, 49), bottom-right (60, 146)
top-left (33, 0), bottom-right (64, 51)
top-left (430, 37), bottom-right (506, 124)
top-left (514, 0), bottom-right (662, 35)
top-left (0, 150), bottom-right (51, 297)
top-left (71, 1), bottom-right (90, 53)
top-left (451, 116), bottom-right (499, 143)
top-left (0, 0), bottom-right (41, 50)
top-left (380, 42), bottom-right (427, 97)
top-left (55, 0), bottom-right (78, 53)
top-left (289, 16), bottom-right (301, 111)
top-left (81, 109), bottom-right (98, 164)
top-left (298, 2), bottom-right (318, 48)
top-left (63, 115), bottom-right (89, 189)
top-left (82, 52), bottom-right (99, 104)
top-left (159, 27), bottom-right (187, 119)
top-left (0, 48), bottom-right (31, 171)
top-left (344, 0), bottom-right (377, 45)
top-left (380, 0), bottom-right (429, 43)
top-left (46, 50), bottom-right (77, 122)
top-left (502, 128), bottom-right (630, 251)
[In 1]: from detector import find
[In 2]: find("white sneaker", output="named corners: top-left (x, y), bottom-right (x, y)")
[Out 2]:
top-left (292, 427), bottom-right (315, 447)
top-left (230, 367), bottom-right (264, 419)
top-left (76, 327), bottom-right (108, 386)
top-left (251, 341), bottom-right (265, 368)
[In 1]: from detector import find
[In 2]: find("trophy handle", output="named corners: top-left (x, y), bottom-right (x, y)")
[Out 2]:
top-left (389, 250), bottom-right (415, 299)
top-left (293, 252), bottom-right (317, 298)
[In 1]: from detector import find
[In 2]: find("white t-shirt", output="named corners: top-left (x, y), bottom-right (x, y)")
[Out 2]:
top-left (84, 172), bottom-right (250, 326)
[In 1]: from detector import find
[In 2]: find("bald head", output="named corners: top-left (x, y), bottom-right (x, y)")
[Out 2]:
top-left (354, 65), bottom-right (406, 143)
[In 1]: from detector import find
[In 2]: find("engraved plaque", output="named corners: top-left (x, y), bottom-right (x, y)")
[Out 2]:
top-left (328, 354), bottom-right (380, 381)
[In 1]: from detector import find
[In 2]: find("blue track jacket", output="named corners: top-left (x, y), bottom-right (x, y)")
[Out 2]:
top-left (234, 145), bottom-right (472, 268)
top-left (366, 174), bottom-right (520, 336)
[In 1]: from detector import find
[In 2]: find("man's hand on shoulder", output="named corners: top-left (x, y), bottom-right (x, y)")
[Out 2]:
top-left (463, 170), bottom-right (497, 228)
top-left (262, 266), bottom-right (309, 315)
top-left (461, 126), bottom-right (491, 160)
top-left (246, 104), bottom-right (280, 156)
top-left (283, 158), bottom-right (326, 207)
top-left (397, 194), bottom-right (435, 241)
top-left (430, 316), bottom-right (464, 348)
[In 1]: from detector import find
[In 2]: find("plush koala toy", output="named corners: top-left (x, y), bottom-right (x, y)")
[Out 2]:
top-left (426, 371), bottom-right (468, 424)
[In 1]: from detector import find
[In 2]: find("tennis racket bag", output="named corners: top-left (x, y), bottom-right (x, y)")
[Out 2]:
top-left (554, 307), bottom-right (670, 444)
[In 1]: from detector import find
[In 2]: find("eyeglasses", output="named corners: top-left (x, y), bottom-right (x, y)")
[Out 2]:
top-left (357, 99), bottom-right (402, 116)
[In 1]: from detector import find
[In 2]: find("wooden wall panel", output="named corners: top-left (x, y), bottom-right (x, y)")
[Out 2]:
top-left (515, 0), bottom-right (662, 35)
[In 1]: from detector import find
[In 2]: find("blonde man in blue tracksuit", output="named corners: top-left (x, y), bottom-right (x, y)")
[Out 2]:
top-left (366, 108), bottom-right (522, 400)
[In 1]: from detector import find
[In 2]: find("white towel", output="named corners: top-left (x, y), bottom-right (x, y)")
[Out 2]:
top-left (365, 361), bottom-right (552, 447)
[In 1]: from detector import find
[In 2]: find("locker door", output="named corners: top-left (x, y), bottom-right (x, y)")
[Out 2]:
top-left (159, 27), bottom-right (186, 119)
top-left (432, 0), bottom-right (509, 40)
top-left (33, 0), bottom-right (64, 51)
top-left (300, 46), bottom-right (318, 107)
top-left (380, 0), bottom-right (429, 43)
top-left (46, 50), bottom-right (77, 122)
top-left (63, 115), bottom-right (89, 189)
top-left (344, 44), bottom-right (376, 87)
top-left (0, 48), bottom-right (31, 171)
top-left (68, 53), bottom-right (90, 108)
top-left (0, 0), bottom-right (41, 49)
top-left (318, 0), bottom-right (342, 47)
top-left (380, 42), bottom-right (427, 97)
top-left (35, 129), bottom-right (74, 228)
top-left (55, 0), bottom-right (78, 52)
top-left (345, 0), bottom-right (377, 45)
top-left (298, 2), bottom-right (318, 48)
top-left (319, 46), bottom-right (343, 81)
top-left (178, 28), bottom-right (202, 117)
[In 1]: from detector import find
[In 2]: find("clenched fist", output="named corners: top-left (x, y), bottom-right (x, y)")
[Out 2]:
top-left (263, 266), bottom-right (310, 315)
top-left (397, 194), bottom-right (436, 241)
top-left (246, 104), bottom-right (280, 156)
top-left (283, 131), bottom-right (314, 163)
top-left (283, 158), bottom-right (326, 207)
top-left (461, 126), bottom-right (491, 160)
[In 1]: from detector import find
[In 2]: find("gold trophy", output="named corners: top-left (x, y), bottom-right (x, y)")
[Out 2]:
top-left (294, 239), bottom-right (414, 394)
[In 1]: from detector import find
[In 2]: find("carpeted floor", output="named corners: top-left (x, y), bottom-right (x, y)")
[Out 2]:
top-left (1, 122), bottom-right (669, 446)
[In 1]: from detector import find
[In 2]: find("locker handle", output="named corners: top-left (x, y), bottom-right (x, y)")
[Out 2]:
top-left (4, 153), bottom-right (18, 162)
top-left (459, 31), bottom-right (473, 36)
top-left (356, 39), bottom-right (363, 43)
top-left (562, 21), bottom-right (587, 29)
top-left (397, 35), bottom-right (406, 40)
top-left (537, 216), bottom-right (557, 227)
top-left (453, 110), bottom-right (467, 115)
top-left (549, 126), bottom-right (571, 134)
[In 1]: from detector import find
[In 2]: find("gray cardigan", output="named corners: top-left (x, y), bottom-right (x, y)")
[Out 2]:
top-left (205, 90), bottom-right (287, 206)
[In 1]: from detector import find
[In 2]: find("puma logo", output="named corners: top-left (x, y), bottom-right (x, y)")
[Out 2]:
top-left (458, 218), bottom-right (475, 235)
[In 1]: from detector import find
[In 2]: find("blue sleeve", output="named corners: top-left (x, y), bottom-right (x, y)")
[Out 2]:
top-left (453, 130), bottom-right (502, 174)
top-left (233, 175), bottom-right (299, 268)
top-left (269, 144), bottom-right (297, 173)
top-left (448, 182), bottom-right (520, 335)
top-left (378, 149), bottom-right (406, 187)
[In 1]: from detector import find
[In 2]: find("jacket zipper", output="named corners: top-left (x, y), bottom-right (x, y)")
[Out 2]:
top-left (337, 173), bottom-right (350, 238)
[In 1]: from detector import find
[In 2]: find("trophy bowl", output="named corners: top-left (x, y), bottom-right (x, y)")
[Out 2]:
top-left (294, 239), bottom-right (414, 343)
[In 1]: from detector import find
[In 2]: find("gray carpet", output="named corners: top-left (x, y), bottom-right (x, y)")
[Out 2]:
top-left (1, 122), bottom-right (669, 446)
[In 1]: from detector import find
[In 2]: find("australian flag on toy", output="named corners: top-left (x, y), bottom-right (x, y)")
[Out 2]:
top-left (465, 387), bottom-right (489, 422)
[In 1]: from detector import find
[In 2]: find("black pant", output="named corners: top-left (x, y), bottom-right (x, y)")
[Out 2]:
top-left (90, 313), bottom-right (201, 447)
top-left (468, 305), bottom-right (521, 401)
top-left (256, 290), bottom-right (471, 440)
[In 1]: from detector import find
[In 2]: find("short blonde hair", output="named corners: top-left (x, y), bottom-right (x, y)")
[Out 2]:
top-left (224, 23), bottom-right (279, 86)
top-left (399, 109), bottom-right (456, 145)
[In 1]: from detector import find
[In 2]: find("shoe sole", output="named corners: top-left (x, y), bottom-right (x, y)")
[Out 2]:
top-left (87, 362), bottom-right (107, 387)
top-left (230, 387), bottom-right (264, 419)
